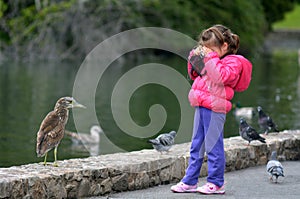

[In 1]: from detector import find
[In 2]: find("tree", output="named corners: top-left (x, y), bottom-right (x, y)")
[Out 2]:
top-left (261, 0), bottom-right (298, 30)
top-left (0, 0), bottom-right (298, 61)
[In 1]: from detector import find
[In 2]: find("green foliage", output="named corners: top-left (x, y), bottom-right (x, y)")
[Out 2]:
top-left (156, 0), bottom-right (264, 53)
top-left (88, 0), bottom-right (265, 53)
top-left (0, 0), bottom-right (8, 43)
top-left (8, 1), bottom-right (74, 45)
top-left (261, 0), bottom-right (297, 30)
top-left (0, 0), bottom-right (8, 18)
top-left (184, 0), bottom-right (265, 54)
top-left (273, 4), bottom-right (300, 29)
top-left (0, 0), bottom-right (297, 60)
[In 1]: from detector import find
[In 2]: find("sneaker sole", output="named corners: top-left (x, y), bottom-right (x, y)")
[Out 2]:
top-left (198, 190), bottom-right (225, 195)
top-left (171, 188), bottom-right (197, 193)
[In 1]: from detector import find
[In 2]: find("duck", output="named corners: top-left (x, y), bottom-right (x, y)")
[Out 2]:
top-left (65, 125), bottom-right (102, 145)
top-left (233, 102), bottom-right (255, 120)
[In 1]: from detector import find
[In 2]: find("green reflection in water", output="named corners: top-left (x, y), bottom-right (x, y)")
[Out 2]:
top-left (0, 50), bottom-right (299, 167)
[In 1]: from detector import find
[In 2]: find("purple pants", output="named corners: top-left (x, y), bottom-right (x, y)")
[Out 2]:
top-left (182, 107), bottom-right (226, 187)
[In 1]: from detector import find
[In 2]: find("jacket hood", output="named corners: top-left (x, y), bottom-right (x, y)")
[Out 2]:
top-left (230, 55), bottom-right (252, 92)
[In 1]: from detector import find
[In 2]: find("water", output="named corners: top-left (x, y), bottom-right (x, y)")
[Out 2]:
top-left (0, 50), bottom-right (299, 167)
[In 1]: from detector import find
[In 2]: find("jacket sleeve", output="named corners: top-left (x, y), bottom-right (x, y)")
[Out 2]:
top-left (188, 62), bottom-right (199, 80)
top-left (203, 52), bottom-right (242, 87)
top-left (187, 49), bottom-right (199, 80)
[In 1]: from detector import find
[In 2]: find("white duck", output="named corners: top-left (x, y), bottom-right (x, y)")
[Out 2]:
top-left (65, 125), bottom-right (102, 145)
top-left (233, 102), bottom-right (255, 120)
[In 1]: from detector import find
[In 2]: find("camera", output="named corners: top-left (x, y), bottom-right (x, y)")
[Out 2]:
top-left (189, 46), bottom-right (206, 77)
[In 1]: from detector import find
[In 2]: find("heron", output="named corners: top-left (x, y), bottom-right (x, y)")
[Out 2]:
top-left (36, 96), bottom-right (86, 166)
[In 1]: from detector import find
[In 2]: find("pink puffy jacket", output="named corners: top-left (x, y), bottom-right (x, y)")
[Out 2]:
top-left (188, 50), bottom-right (252, 113)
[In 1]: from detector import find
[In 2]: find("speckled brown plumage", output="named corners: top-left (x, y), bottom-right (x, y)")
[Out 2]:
top-left (36, 97), bottom-right (85, 166)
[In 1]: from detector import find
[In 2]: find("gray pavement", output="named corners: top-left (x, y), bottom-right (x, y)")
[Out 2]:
top-left (87, 161), bottom-right (300, 199)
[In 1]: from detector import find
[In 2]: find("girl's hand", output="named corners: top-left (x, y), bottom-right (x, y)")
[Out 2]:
top-left (194, 46), bottom-right (213, 56)
top-left (202, 46), bottom-right (213, 55)
top-left (193, 46), bottom-right (203, 56)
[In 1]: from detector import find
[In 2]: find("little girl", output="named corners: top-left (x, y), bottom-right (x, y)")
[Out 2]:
top-left (171, 24), bottom-right (252, 194)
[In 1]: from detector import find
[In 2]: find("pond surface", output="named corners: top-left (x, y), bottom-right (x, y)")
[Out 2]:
top-left (0, 50), bottom-right (299, 167)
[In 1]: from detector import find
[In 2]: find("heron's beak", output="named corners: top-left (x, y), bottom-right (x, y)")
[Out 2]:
top-left (72, 100), bottom-right (86, 108)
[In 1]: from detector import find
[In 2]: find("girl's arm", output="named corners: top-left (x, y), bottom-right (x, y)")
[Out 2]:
top-left (204, 52), bottom-right (242, 87)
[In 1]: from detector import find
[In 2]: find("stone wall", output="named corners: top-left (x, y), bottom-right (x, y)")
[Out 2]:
top-left (264, 29), bottom-right (300, 51)
top-left (1, 130), bottom-right (300, 199)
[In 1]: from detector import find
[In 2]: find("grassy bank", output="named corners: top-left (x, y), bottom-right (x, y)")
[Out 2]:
top-left (273, 4), bottom-right (300, 30)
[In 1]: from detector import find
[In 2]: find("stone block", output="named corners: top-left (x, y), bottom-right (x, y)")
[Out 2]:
top-left (134, 172), bottom-right (150, 190)
top-left (100, 178), bottom-right (112, 194)
top-left (169, 157), bottom-right (185, 181)
top-left (112, 173), bottom-right (128, 192)
top-left (78, 178), bottom-right (91, 197)
top-left (159, 168), bottom-right (171, 183)
top-left (89, 183), bottom-right (101, 196)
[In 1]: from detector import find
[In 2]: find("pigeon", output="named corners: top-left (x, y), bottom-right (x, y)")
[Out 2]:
top-left (239, 118), bottom-right (266, 145)
top-left (148, 131), bottom-right (176, 153)
top-left (257, 106), bottom-right (279, 134)
top-left (266, 151), bottom-right (284, 183)
top-left (65, 125), bottom-right (102, 145)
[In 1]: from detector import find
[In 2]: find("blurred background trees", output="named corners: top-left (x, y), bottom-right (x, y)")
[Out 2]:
top-left (0, 0), bottom-right (299, 61)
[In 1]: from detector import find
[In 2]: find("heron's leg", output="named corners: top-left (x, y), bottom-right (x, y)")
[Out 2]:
top-left (43, 153), bottom-right (47, 166)
top-left (53, 146), bottom-right (58, 167)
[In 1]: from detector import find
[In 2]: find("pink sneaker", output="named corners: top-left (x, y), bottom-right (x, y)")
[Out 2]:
top-left (197, 182), bottom-right (225, 194)
top-left (170, 182), bottom-right (197, 193)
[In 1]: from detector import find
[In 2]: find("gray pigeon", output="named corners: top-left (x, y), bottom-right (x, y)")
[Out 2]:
top-left (148, 131), bottom-right (176, 153)
top-left (257, 106), bottom-right (279, 134)
top-left (239, 118), bottom-right (266, 145)
top-left (266, 151), bottom-right (284, 183)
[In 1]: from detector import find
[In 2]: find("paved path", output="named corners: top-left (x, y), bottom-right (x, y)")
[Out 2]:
top-left (87, 161), bottom-right (300, 199)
